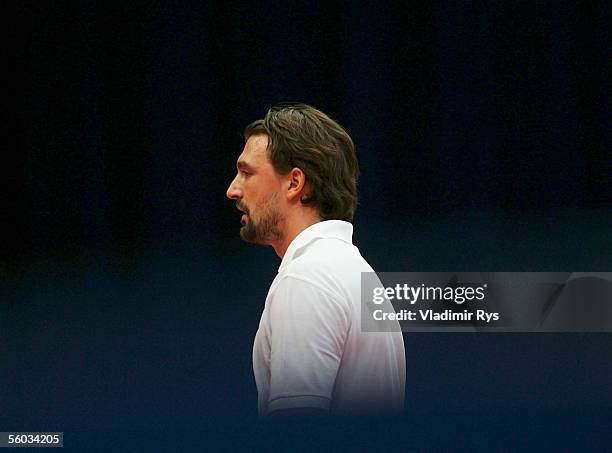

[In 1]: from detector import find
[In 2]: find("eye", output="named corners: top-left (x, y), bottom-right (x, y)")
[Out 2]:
top-left (241, 170), bottom-right (252, 177)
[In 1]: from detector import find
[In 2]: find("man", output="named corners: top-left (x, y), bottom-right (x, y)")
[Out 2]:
top-left (226, 104), bottom-right (405, 416)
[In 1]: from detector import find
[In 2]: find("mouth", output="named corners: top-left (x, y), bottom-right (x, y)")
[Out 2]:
top-left (235, 202), bottom-right (250, 225)
top-left (236, 203), bottom-right (249, 219)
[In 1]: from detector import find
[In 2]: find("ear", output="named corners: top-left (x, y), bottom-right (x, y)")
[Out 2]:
top-left (286, 167), bottom-right (307, 202)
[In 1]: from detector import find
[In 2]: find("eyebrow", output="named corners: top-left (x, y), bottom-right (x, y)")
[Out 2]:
top-left (236, 160), bottom-right (255, 171)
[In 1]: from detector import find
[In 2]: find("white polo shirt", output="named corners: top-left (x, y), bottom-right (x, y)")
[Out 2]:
top-left (253, 220), bottom-right (406, 416)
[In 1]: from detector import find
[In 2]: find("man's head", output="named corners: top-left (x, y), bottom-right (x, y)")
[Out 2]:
top-left (226, 104), bottom-right (359, 248)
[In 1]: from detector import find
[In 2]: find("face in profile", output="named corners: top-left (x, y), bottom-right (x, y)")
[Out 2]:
top-left (226, 134), bottom-right (285, 245)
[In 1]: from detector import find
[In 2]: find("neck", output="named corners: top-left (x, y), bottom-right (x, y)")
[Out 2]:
top-left (272, 212), bottom-right (321, 258)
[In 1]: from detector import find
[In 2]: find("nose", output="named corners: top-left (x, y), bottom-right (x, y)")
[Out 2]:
top-left (226, 175), bottom-right (242, 200)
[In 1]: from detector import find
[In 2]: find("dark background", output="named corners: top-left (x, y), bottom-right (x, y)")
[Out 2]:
top-left (4, 1), bottom-right (611, 451)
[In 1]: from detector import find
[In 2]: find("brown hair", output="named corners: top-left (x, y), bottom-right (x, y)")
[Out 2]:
top-left (244, 104), bottom-right (359, 221)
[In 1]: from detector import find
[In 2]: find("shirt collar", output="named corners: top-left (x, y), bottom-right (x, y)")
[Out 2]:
top-left (278, 220), bottom-right (354, 272)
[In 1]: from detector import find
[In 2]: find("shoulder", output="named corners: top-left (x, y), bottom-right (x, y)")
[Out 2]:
top-left (268, 273), bottom-right (351, 327)
top-left (279, 238), bottom-right (370, 302)
top-left (284, 239), bottom-right (352, 279)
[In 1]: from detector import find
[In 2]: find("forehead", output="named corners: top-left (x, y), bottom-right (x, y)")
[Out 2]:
top-left (237, 134), bottom-right (271, 167)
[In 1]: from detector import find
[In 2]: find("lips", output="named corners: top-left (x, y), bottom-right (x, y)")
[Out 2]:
top-left (236, 203), bottom-right (249, 225)
top-left (236, 202), bottom-right (248, 215)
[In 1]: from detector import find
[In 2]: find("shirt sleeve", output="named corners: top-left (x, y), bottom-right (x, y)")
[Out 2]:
top-left (266, 274), bottom-right (350, 414)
